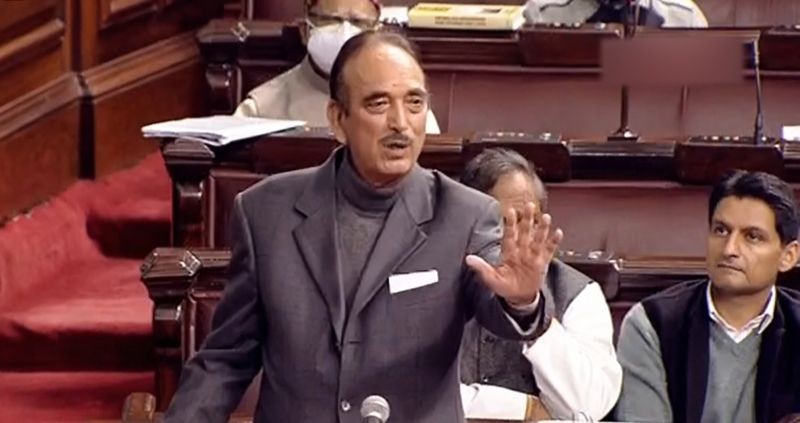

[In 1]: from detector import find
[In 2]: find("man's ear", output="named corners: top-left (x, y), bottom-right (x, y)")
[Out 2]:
top-left (299, 19), bottom-right (310, 46)
top-left (779, 240), bottom-right (800, 272)
top-left (327, 100), bottom-right (347, 145)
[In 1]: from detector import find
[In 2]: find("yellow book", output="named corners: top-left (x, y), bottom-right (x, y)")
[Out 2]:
top-left (408, 3), bottom-right (525, 31)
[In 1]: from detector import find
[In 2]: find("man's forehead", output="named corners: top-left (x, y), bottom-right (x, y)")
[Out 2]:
top-left (346, 43), bottom-right (426, 93)
top-left (713, 196), bottom-right (776, 231)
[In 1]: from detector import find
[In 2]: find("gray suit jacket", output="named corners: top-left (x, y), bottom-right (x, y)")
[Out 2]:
top-left (164, 149), bottom-right (541, 423)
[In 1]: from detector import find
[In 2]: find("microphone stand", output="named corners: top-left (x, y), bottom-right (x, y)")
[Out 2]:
top-left (608, 0), bottom-right (641, 142)
top-left (752, 36), bottom-right (765, 145)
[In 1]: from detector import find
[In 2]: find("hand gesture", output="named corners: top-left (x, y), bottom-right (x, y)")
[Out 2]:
top-left (465, 202), bottom-right (563, 305)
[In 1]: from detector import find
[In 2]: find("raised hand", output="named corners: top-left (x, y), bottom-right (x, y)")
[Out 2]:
top-left (465, 202), bottom-right (563, 305)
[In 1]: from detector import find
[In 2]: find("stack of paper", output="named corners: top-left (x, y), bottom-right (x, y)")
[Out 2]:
top-left (783, 125), bottom-right (800, 141)
top-left (381, 6), bottom-right (409, 25)
top-left (141, 115), bottom-right (306, 146)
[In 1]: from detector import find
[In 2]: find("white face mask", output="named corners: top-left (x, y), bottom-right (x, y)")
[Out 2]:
top-left (306, 21), bottom-right (363, 75)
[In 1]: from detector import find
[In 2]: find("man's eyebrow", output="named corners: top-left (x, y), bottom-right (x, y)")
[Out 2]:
top-left (710, 218), bottom-right (729, 227)
top-left (406, 88), bottom-right (428, 97)
top-left (742, 225), bottom-right (769, 234)
top-left (362, 91), bottom-right (389, 103)
top-left (711, 219), bottom-right (770, 234)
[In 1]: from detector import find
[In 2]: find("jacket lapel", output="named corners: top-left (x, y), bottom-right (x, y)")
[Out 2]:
top-left (685, 290), bottom-right (710, 423)
top-left (755, 299), bottom-right (784, 423)
top-left (348, 166), bottom-right (434, 320)
top-left (292, 150), bottom-right (346, 347)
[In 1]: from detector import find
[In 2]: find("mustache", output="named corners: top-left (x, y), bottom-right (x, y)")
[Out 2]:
top-left (717, 261), bottom-right (743, 271)
top-left (380, 133), bottom-right (412, 145)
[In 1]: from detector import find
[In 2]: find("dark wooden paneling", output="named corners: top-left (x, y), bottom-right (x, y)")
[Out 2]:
top-left (0, 0), bottom-right (60, 40)
top-left (99, 0), bottom-right (159, 30)
top-left (76, 0), bottom-right (223, 69)
top-left (0, 1), bottom-right (68, 106)
top-left (0, 73), bottom-right (82, 223)
top-left (82, 31), bottom-right (206, 178)
top-left (222, 0), bottom-right (243, 18)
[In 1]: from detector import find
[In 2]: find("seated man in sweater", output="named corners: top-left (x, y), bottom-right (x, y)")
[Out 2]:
top-left (615, 170), bottom-right (800, 423)
top-left (459, 148), bottom-right (622, 421)
top-left (234, 0), bottom-right (440, 133)
top-left (525, 0), bottom-right (708, 28)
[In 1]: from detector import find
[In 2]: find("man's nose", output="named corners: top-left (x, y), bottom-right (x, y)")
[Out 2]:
top-left (387, 102), bottom-right (409, 132)
top-left (722, 234), bottom-right (740, 257)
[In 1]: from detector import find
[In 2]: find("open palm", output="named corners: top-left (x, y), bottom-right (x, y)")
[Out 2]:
top-left (466, 202), bottom-right (563, 305)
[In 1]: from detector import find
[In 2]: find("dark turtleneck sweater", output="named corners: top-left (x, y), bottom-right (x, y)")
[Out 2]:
top-left (336, 152), bottom-right (402, 313)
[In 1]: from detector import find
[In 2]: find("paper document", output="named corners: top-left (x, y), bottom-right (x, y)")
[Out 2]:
top-left (141, 115), bottom-right (305, 146)
top-left (381, 6), bottom-right (409, 25)
top-left (783, 125), bottom-right (800, 141)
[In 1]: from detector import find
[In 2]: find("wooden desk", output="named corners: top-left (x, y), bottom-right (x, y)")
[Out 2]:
top-left (197, 20), bottom-right (800, 139)
top-left (161, 129), bottom-right (800, 249)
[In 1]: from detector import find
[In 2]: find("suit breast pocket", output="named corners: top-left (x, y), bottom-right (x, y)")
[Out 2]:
top-left (389, 269), bottom-right (456, 308)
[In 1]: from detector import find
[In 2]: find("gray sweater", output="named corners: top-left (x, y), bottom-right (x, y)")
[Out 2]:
top-left (615, 303), bottom-right (760, 423)
top-left (335, 153), bottom-right (397, 313)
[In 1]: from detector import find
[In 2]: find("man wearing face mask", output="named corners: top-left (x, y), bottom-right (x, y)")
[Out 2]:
top-left (234, 0), bottom-right (441, 134)
top-left (524, 0), bottom-right (708, 27)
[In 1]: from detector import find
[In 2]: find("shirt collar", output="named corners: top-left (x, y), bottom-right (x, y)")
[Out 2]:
top-left (706, 282), bottom-right (775, 343)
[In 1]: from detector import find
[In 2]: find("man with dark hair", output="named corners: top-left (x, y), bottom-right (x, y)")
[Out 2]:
top-left (459, 148), bottom-right (621, 421)
top-left (163, 31), bottom-right (562, 422)
top-left (615, 170), bottom-right (800, 423)
top-left (234, 0), bottom-right (440, 133)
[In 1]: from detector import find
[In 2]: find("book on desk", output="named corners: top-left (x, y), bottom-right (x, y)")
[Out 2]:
top-left (408, 3), bottom-right (525, 31)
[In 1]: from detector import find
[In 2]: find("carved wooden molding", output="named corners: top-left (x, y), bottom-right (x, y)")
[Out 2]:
top-left (161, 139), bottom-right (215, 247)
top-left (82, 31), bottom-right (199, 99)
top-left (206, 63), bottom-right (238, 114)
top-left (0, 18), bottom-right (65, 73)
top-left (0, 72), bottom-right (82, 140)
top-left (141, 246), bottom-right (232, 408)
top-left (99, 0), bottom-right (159, 30)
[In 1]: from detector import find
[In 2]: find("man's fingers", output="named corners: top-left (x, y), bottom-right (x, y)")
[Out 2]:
top-left (532, 213), bottom-right (552, 246)
top-left (501, 207), bottom-right (519, 260)
top-left (465, 254), bottom-right (500, 287)
top-left (517, 203), bottom-right (536, 251)
top-left (546, 228), bottom-right (564, 254)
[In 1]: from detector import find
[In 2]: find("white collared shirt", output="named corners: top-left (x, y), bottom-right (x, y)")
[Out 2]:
top-left (461, 282), bottom-right (622, 420)
top-left (706, 283), bottom-right (775, 344)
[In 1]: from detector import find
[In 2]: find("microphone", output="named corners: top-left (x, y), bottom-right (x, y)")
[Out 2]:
top-left (752, 36), bottom-right (765, 145)
top-left (360, 395), bottom-right (390, 423)
top-left (607, 0), bottom-right (641, 142)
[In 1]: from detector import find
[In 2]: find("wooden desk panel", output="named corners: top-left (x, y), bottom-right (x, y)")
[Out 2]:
top-left (548, 181), bottom-right (709, 257)
top-left (684, 78), bottom-right (800, 138)
top-left (198, 21), bottom-right (800, 139)
top-left (162, 130), bottom-right (798, 249)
